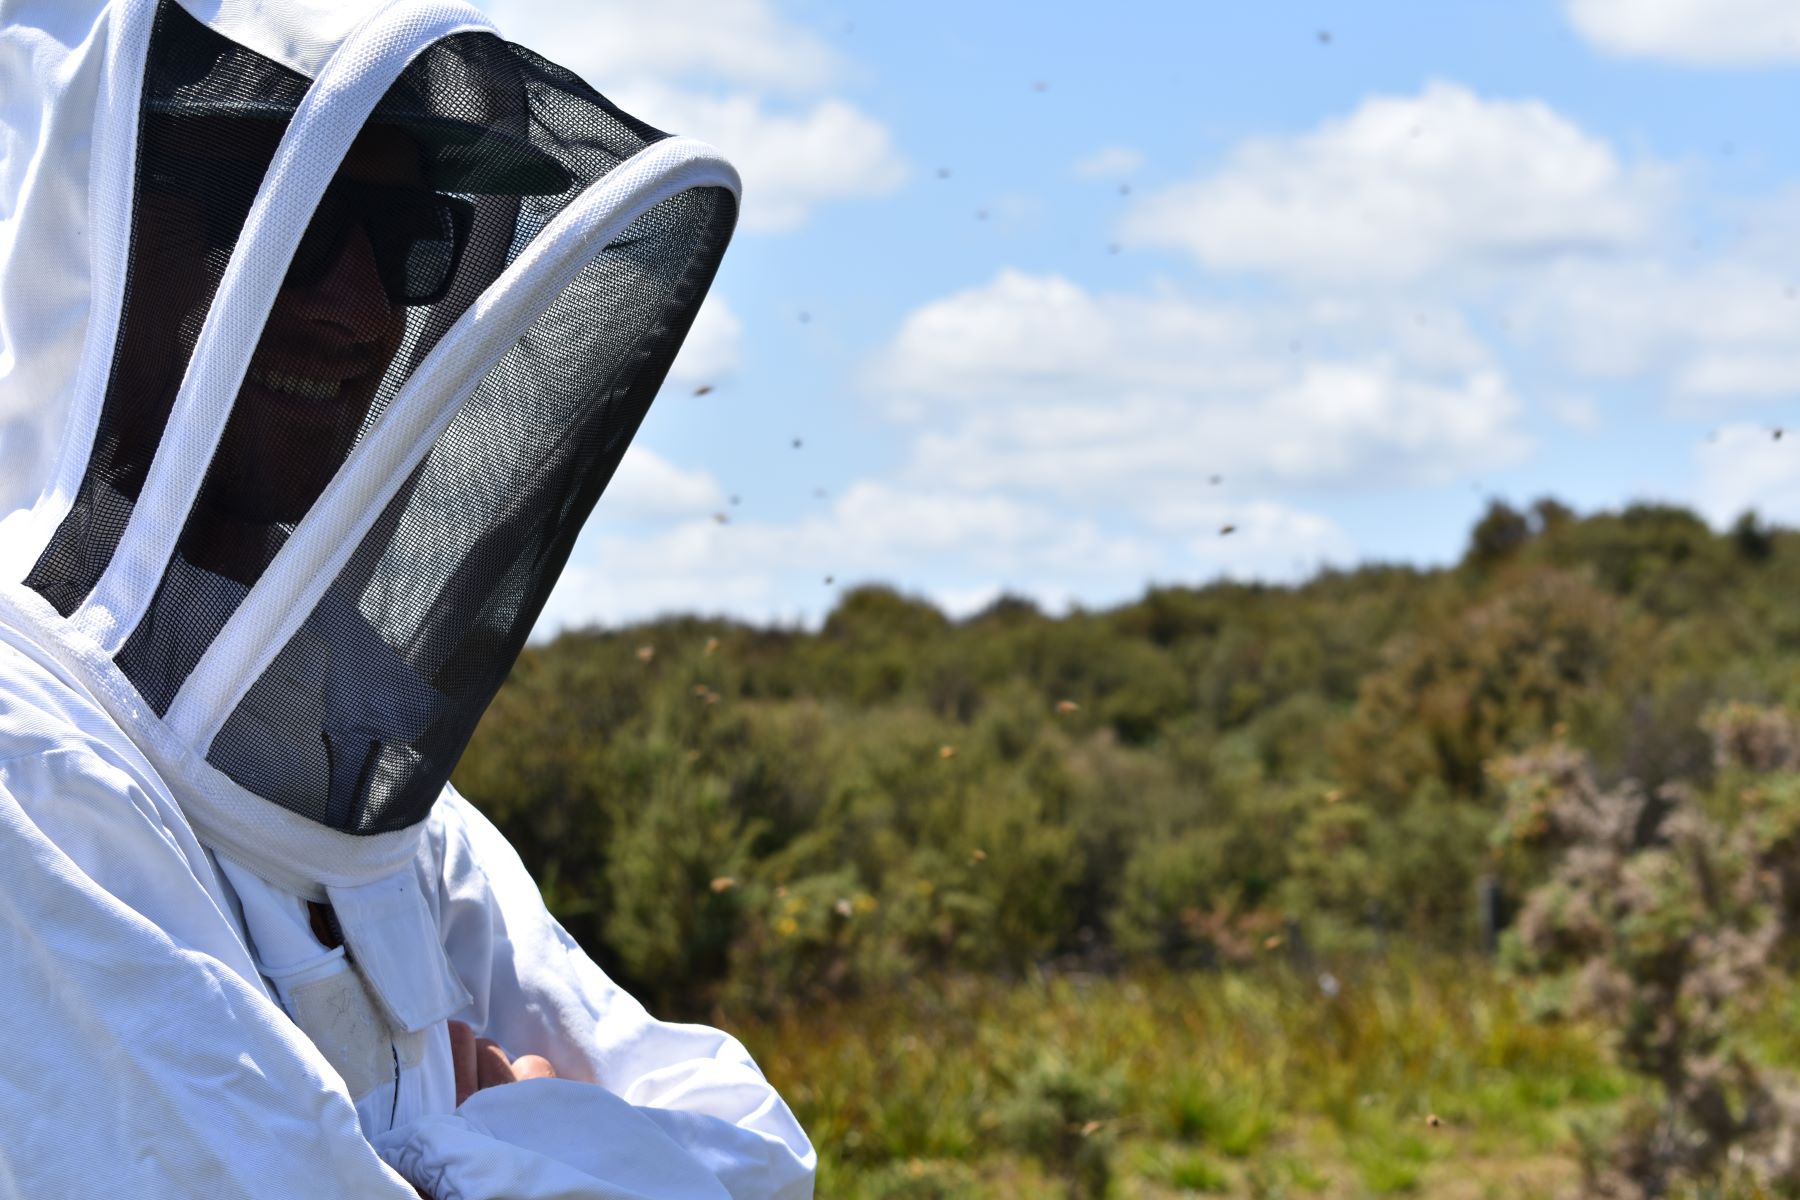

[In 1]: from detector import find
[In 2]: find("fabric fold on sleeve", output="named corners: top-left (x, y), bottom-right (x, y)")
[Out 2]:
top-left (373, 1078), bottom-right (735, 1200)
top-left (0, 752), bottom-right (419, 1198)
top-left (428, 787), bottom-right (818, 1199)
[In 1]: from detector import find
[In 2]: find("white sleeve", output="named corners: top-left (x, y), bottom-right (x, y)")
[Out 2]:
top-left (0, 747), bottom-right (419, 1199)
top-left (370, 788), bottom-right (816, 1200)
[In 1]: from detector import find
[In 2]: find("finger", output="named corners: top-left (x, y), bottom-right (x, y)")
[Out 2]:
top-left (511, 1054), bottom-right (556, 1082)
top-left (449, 1020), bottom-right (477, 1106)
top-left (475, 1037), bottom-right (515, 1091)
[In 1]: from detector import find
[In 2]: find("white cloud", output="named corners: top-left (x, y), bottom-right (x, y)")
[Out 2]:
top-left (1547, 394), bottom-right (1603, 430)
top-left (539, 482), bottom-right (1152, 629)
top-left (1131, 495), bottom-right (1356, 578)
top-left (929, 584), bottom-right (1006, 620)
top-left (1084, 85), bottom-right (1797, 410)
top-left (479, 0), bottom-right (841, 93)
top-left (906, 367), bottom-right (1526, 499)
top-left (533, 470), bottom-right (1355, 633)
top-left (1073, 146), bottom-right (1144, 179)
top-left (1565, 0), bottom-right (1800, 66)
top-left (1510, 258), bottom-right (1800, 401)
top-left (604, 447), bottom-right (728, 519)
top-left (475, 0), bottom-right (906, 233)
top-left (1121, 82), bottom-right (1663, 283)
top-left (872, 271), bottom-right (1274, 412)
top-left (623, 87), bottom-right (907, 233)
top-left (1693, 424), bottom-right (1800, 526)
top-left (1105, 78), bottom-right (1795, 411)
top-left (667, 295), bottom-right (743, 385)
top-left (873, 270), bottom-right (1530, 499)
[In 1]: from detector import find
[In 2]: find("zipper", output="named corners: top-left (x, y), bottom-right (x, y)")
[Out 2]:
top-left (308, 899), bottom-right (346, 951)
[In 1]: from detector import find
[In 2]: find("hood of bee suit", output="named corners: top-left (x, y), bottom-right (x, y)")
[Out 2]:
top-left (0, 0), bottom-right (738, 889)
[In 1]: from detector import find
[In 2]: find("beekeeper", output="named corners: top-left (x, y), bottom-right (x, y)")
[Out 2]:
top-left (0, 0), bottom-right (814, 1196)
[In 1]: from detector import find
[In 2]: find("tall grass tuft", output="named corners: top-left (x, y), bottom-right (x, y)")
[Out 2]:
top-left (731, 957), bottom-right (1627, 1196)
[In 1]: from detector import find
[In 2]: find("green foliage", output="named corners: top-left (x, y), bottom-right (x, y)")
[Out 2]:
top-left (451, 500), bottom-right (1800, 1011)
top-left (1165, 1149), bottom-right (1233, 1193)
top-left (433, 498), bottom-right (1800, 1199)
top-left (995, 1056), bottom-right (1118, 1199)
top-left (1495, 719), bottom-right (1800, 1199)
top-left (738, 963), bottom-right (1626, 1197)
top-left (1465, 499), bottom-right (1532, 567)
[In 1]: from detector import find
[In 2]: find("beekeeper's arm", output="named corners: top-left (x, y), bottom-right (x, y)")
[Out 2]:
top-left (0, 746), bottom-right (421, 1198)
top-left (368, 787), bottom-right (817, 1200)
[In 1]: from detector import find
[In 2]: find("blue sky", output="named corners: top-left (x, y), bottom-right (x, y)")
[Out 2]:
top-left (470, 0), bottom-right (1800, 634)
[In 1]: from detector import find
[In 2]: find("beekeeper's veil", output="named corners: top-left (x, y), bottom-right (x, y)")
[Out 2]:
top-left (0, 0), bottom-right (736, 877)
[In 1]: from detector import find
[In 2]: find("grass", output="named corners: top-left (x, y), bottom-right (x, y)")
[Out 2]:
top-left (727, 954), bottom-right (1639, 1198)
top-left (1164, 1149), bottom-right (1233, 1193)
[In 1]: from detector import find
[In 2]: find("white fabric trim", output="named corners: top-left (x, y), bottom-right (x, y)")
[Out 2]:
top-left (164, 137), bottom-right (742, 749)
top-left (0, 580), bottom-right (427, 892)
top-left (327, 869), bottom-right (473, 1032)
top-left (68, 0), bottom-right (497, 653)
top-left (0, 0), bottom-right (158, 584)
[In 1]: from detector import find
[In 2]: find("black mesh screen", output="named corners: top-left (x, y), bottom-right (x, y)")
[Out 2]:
top-left (28, 3), bottom-right (736, 832)
top-left (113, 27), bottom-right (588, 712)
top-left (24, 0), bottom-right (306, 615)
top-left (109, 24), bottom-right (695, 723)
top-left (210, 186), bottom-right (734, 832)
top-left (173, 39), bottom-right (727, 831)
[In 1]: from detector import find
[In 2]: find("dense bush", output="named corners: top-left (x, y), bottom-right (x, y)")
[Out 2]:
top-left (453, 500), bottom-right (1800, 1017)
top-left (1492, 707), bottom-right (1800, 1198)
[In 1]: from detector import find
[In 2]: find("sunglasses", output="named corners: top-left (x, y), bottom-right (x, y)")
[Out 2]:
top-left (145, 161), bottom-right (474, 307)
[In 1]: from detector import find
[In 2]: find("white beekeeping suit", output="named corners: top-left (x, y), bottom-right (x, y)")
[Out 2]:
top-left (0, 1), bottom-right (816, 1196)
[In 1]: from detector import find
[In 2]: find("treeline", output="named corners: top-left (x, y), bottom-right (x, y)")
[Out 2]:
top-left (453, 499), bottom-right (1800, 1017)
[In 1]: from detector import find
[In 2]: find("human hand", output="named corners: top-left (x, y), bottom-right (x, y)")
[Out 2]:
top-left (407, 1021), bottom-right (559, 1196)
top-left (447, 1019), bottom-right (557, 1107)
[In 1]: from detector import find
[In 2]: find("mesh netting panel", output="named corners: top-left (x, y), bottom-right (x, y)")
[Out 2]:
top-left (114, 30), bottom-right (670, 714)
top-left (210, 186), bottom-right (735, 831)
top-left (24, 0), bottom-right (306, 615)
top-left (31, 5), bottom-right (734, 830)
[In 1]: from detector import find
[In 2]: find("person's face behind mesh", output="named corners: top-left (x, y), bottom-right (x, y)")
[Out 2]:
top-left (119, 117), bottom-right (424, 539)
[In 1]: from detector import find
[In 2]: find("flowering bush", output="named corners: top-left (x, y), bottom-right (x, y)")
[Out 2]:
top-left (1492, 708), bottom-right (1800, 1198)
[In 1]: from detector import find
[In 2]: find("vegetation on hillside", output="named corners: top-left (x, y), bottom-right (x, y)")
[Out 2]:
top-left (455, 500), bottom-right (1800, 1021)
top-left (449, 498), bottom-right (1800, 1195)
